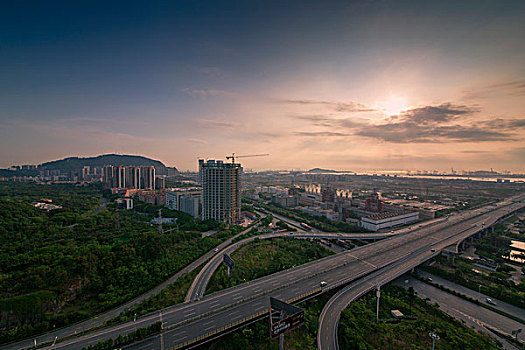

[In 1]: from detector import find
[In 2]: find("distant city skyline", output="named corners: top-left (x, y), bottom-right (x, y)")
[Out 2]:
top-left (1, 1), bottom-right (524, 171)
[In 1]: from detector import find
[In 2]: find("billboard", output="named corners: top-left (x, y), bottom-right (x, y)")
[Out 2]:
top-left (269, 297), bottom-right (304, 337)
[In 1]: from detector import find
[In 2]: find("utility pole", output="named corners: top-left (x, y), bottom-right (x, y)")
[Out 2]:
top-left (160, 310), bottom-right (164, 350)
top-left (279, 310), bottom-right (284, 350)
top-left (429, 332), bottom-right (440, 350)
top-left (158, 209), bottom-right (163, 234)
top-left (376, 285), bottom-right (381, 321)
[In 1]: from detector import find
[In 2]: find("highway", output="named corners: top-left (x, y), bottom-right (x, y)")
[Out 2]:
top-left (0, 223), bottom-right (259, 350)
top-left (417, 271), bottom-right (525, 322)
top-left (317, 197), bottom-right (524, 350)
top-left (185, 231), bottom-right (402, 302)
top-left (400, 278), bottom-right (523, 350)
top-left (6, 197), bottom-right (522, 350)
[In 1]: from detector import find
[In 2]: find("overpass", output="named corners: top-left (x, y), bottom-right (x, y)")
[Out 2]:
top-left (317, 197), bottom-right (525, 350)
top-left (0, 222), bottom-right (261, 350)
top-left (5, 197), bottom-right (523, 350)
top-left (185, 230), bottom-right (397, 303)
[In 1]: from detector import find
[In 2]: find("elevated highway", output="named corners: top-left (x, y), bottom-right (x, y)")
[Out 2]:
top-left (5, 197), bottom-right (522, 350)
top-left (186, 231), bottom-right (401, 302)
top-left (0, 223), bottom-right (260, 350)
top-left (317, 197), bottom-right (525, 350)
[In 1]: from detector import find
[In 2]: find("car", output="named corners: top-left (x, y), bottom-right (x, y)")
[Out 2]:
top-left (428, 277), bottom-right (433, 282)
top-left (431, 249), bottom-right (436, 252)
top-left (320, 281), bottom-right (328, 287)
top-left (486, 298), bottom-right (496, 305)
top-left (214, 248), bottom-right (219, 252)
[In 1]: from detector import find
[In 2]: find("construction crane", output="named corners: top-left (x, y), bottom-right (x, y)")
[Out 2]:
top-left (226, 153), bottom-right (269, 164)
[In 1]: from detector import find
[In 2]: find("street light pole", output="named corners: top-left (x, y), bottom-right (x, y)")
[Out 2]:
top-left (429, 332), bottom-right (440, 350)
top-left (376, 285), bottom-right (381, 322)
top-left (160, 310), bottom-right (164, 350)
top-left (478, 284), bottom-right (481, 300)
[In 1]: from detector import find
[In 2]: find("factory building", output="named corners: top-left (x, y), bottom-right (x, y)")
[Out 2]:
top-left (361, 211), bottom-right (419, 231)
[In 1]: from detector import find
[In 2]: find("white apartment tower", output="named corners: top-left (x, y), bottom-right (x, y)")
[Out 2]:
top-left (199, 159), bottom-right (242, 224)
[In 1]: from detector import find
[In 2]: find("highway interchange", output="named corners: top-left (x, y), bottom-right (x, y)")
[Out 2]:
top-left (2, 195), bottom-right (524, 350)
top-left (317, 196), bottom-right (525, 349)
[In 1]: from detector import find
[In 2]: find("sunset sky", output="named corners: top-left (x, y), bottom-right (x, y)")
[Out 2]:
top-left (1, 1), bottom-right (524, 172)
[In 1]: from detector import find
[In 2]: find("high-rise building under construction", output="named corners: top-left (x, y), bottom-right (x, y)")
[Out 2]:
top-left (199, 159), bottom-right (241, 224)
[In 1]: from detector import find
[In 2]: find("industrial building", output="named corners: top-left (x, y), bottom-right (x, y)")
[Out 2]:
top-left (361, 211), bottom-right (419, 231)
top-left (199, 159), bottom-right (242, 224)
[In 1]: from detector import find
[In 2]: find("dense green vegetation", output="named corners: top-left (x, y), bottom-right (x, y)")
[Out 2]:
top-left (0, 182), bottom-right (239, 344)
top-left (338, 285), bottom-right (501, 349)
top-left (206, 238), bottom-right (334, 295)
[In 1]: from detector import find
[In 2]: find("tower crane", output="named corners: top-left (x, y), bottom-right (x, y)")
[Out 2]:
top-left (226, 153), bottom-right (269, 164)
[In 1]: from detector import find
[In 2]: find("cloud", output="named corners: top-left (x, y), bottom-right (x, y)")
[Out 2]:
top-left (182, 88), bottom-right (237, 98)
top-left (278, 99), bottom-right (377, 112)
top-left (482, 118), bottom-right (525, 129)
top-left (394, 103), bottom-right (476, 124)
top-left (197, 118), bottom-right (241, 128)
top-left (185, 138), bottom-right (208, 144)
top-left (461, 150), bottom-right (488, 154)
top-left (463, 79), bottom-right (525, 99)
top-left (293, 131), bottom-right (351, 137)
top-left (292, 103), bottom-right (525, 143)
top-left (193, 66), bottom-right (222, 77)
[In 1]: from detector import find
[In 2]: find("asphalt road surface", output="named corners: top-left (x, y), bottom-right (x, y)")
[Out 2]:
top-left (316, 197), bottom-right (524, 350)
top-left (417, 270), bottom-right (525, 321)
top-left (186, 230), bottom-right (403, 302)
top-left (0, 222), bottom-right (259, 350)
top-left (401, 278), bottom-right (523, 350)
top-left (4, 196), bottom-right (523, 350)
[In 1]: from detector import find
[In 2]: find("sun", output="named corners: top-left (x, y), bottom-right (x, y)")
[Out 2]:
top-left (379, 95), bottom-right (409, 116)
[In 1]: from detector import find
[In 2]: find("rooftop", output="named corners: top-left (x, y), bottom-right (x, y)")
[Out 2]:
top-left (363, 210), bottom-right (417, 220)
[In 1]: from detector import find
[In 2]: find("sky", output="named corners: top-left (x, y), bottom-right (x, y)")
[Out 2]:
top-left (1, 0), bottom-right (524, 172)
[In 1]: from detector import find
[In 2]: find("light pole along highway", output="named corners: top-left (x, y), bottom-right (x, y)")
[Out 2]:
top-left (317, 196), bottom-right (525, 350)
top-left (5, 196), bottom-right (522, 350)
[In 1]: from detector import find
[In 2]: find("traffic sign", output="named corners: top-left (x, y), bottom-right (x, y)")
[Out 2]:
top-left (223, 253), bottom-right (234, 268)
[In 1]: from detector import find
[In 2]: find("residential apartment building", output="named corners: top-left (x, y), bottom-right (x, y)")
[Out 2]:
top-left (199, 159), bottom-right (242, 224)
top-left (165, 188), bottom-right (201, 218)
top-left (103, 165), bottom-right (156, 190)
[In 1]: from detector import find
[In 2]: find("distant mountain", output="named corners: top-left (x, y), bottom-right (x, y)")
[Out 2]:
top-left (307, 168), bottom-right (353, 173)
top-left (39, 154), bottom-right (170, 172)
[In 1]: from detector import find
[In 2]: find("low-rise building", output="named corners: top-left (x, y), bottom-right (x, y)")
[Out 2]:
top-left (271, 195), bottom-right (298, 208)
top-left (361, 211), bottom-right (419, 231)
top-left (138, 189), bottom-right (165, 206)
top-left (115, 198), bottom-right (133, 210)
